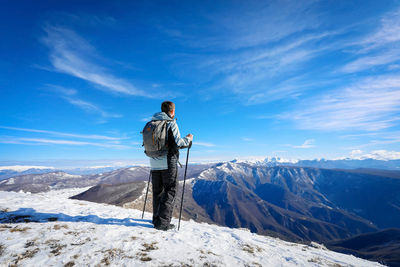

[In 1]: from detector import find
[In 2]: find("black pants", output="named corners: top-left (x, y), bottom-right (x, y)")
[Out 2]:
top-left (151, 154), bottom-right (178, 228)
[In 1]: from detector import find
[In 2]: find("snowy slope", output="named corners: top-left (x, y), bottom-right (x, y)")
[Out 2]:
top-left (0, 189), bottom-right (383, 267)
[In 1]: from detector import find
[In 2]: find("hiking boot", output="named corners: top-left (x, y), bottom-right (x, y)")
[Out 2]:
top-left (155, 223), bottom-right (175, 231)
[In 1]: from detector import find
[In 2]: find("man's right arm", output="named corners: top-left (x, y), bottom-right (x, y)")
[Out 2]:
top-left (169, 121), bottom-right (193, 148)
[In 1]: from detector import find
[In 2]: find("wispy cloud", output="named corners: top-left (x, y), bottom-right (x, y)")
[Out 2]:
top-left (193, 142), bottom-right (216, 147)
top-left (277, 8), bottom-right (400, 133)
top-left (341, 8), bottom-right (400, 73)
top-left (350, 149), bottom-right (363, 158)
top-left (346, 133), bottom-right (400, 150)
top-left (45, 85), bottom-right (121, 121)
top-left (286, 139), bottom-right (315, 149)
top-left (359, 8), bottom-right (400, 49)
top-left (190, 32), bottom-right (338, 105)
top-left (141, 116), bottom-right (153, 122)
top-left (0, 126), bottom-right (125, 141)
top-left (0, 137), bottom-right (132, 149)
top-left (41, 26), bottom-right (150, 97)
top-left (49, 85), bottom-right (77, 96)
top-left (349, 149), bottom-right (400, 160)
top-left (341, 50), bottom-right (400, 73)
top-left (162, 1), bottom-right (344, 105)
top-left (284, 75), bottom-right (400, 131)
top-left (242, 137), bottom-right (253, 142)
top-left (342, 131), bottom-right (400, 143)
top-left (192, 0), bottom-right (321, 50)
top-left (64, 97), bottom-right (122, 119)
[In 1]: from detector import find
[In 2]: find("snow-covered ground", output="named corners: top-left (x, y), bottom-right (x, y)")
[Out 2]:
top-left (0, 188), bottom-right (383, 267)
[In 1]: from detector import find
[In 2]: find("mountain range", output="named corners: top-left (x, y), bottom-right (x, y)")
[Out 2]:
top-left (0, 166), bottom-right (125, 181)
top-left (242, 157), bottom-right (400, 170)
top-left (69, 162), bottom-right (400, 265)
top-left (0, 166), bottom-right (149, 193)
top-left (1, 157), bottom-right (399, 181)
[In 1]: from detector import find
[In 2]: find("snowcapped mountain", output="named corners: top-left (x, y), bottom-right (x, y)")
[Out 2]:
top-left (59, 166), bottom-right (124, 175)
top-left (2, 157), bottom-right (398, 182)
top-left (0, 165), bottom-right (130, 181)
top-left (192, 162), bottom-right (400, 230)
top-left (0, 171), bottom-right (95, 193)
top-left (0, 188), bottom-right (383, 266)
top-left (254, 157), bottom-right (400, 170)
top-left (0, 166), bottom-right (153, 193)
top-left (0, 164), bottom-right (214, 194)
top-left (233, 157), bottom-right (299, 166)
top-left (0, 166), bottom-right (57, 181)
top-left (191, 163), bottom-right (380, 239)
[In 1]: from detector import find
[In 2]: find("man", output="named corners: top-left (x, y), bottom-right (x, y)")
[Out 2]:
top-left (150, 101), bottom-right (193, 231)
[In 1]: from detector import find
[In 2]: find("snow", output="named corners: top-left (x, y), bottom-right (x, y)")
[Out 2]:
top-left (0, 188), bottom-right (383, 267)
top-left (231, 157), bottom-right (300, 165)
top-left (55, 173), bottom-right (81, 179)
top-left (4, 178), bottom-right (14, 185)
top-left (264, 157), bottom-right (299, 164)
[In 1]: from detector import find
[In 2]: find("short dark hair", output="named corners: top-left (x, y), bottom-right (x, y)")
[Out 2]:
top-left (161, 101), bottom-right (175, 113)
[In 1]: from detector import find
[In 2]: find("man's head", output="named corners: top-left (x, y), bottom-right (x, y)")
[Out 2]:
top-left (161, 101), bottom-right (175, 118)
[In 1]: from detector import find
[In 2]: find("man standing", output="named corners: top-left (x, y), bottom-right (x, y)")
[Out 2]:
top-left (149, 101), bottom-right (193, 231)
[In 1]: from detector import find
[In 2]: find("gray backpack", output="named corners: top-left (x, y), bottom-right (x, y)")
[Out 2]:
top-left (142, 120), bottom-right (170, 157)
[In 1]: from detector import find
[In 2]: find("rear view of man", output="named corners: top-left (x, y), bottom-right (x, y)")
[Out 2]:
top-left (148, 101), bottom-right (193, 230)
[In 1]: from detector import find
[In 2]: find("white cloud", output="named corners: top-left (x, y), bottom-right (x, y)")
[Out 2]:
top-left (286, 75), bottom-right (400, 131)
top-left (341, 8), bottom-right (400, 73)
top-left (206, 0), bottom-right (321, 50)
top-left (45, 85), bottom-right (121, 121)
top-left (341, 50), bottom-right (400, 73)
top-left (1, 137), bottom-right (132, 150)
top-left (287, 139), bottom-right (315, 149)
top-left (130, 141), bottom-right (141, 145)
top-left (350, 150), bottom-right (400, 160)
top-left (350, 149), bottom-right (363, 157)
top-left (41, 26), bottom-right (150, 97)
top-left (360, 8), bottom-right (400, 49)
top-left (242, 137), bottom-right (253, 142)
top-left (166, 2), bottom-right (344, 105)
top-left (160, 0), bottom-right (320, 51)
top-left (193, 142), bottom-right (216, 147)
top-left (48, 84), bottom-right (77, 96)
top-left (64, 97), bottom-right (122, 119)
top-left (197, 42), bottom-right (329, 105)
top-left (0, 126), bottom-right (124, 141)
top-left (141, 116), bottom-right (153, 122)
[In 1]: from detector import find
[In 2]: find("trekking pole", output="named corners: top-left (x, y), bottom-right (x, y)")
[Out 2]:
top-left (178, 141), bottom-right (192, 230)
top-left (142, 171), bottom-right (152, 219)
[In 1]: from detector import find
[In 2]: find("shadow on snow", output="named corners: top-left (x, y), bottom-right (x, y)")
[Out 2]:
top-left (0, 208), bottom-right (152, 228)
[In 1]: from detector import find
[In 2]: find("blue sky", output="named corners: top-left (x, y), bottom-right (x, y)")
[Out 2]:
top-left (1, 0), bottom-right (400, 167)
